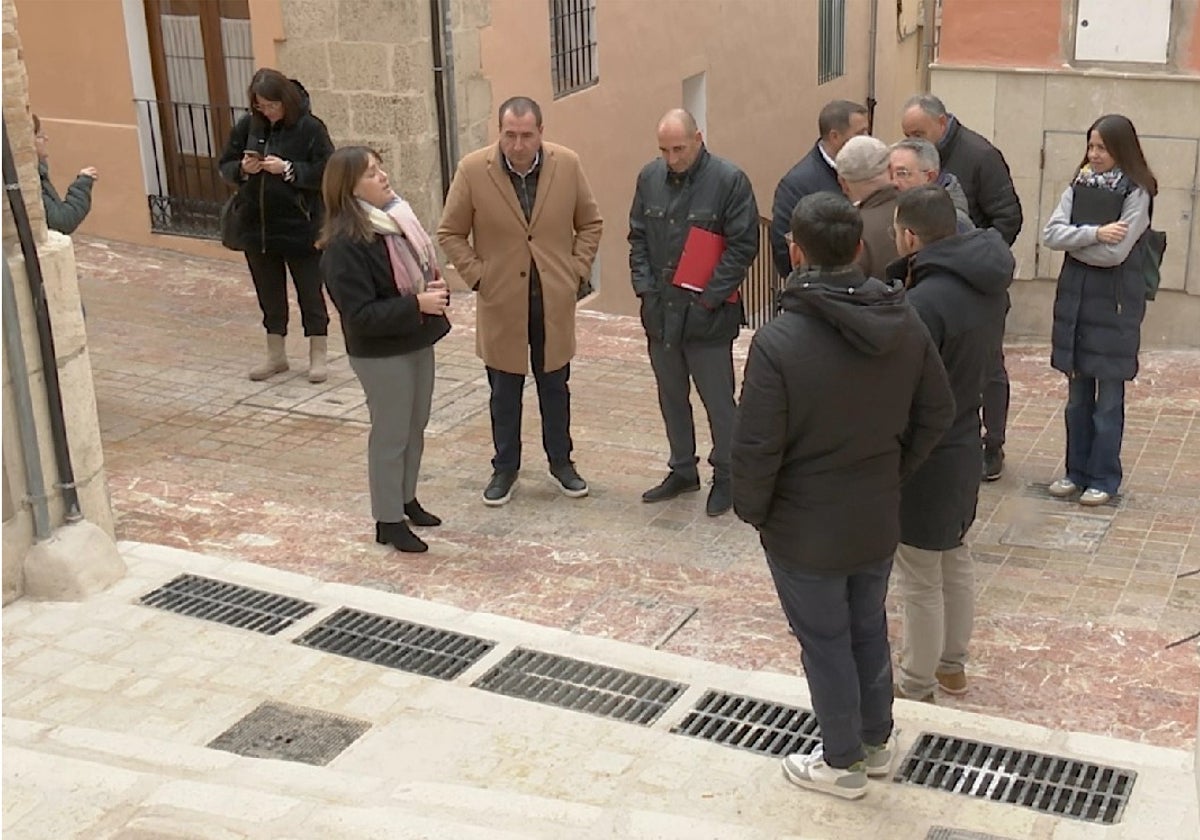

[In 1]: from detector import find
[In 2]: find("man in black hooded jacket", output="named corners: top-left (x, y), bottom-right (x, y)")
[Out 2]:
top-left (886, 185), bottom-right (1014, 702)
top-left (732, 192), bottom-right (953, 800)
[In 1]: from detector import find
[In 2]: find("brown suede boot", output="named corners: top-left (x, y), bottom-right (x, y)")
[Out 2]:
top-left (248, 334), bottom-right (288, 381)
top-left (307, 336), bottom-right (328, 383)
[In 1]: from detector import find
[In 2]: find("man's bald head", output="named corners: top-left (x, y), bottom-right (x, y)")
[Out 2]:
top-left (656, 108), bottom-right (703, 173)
top-left (658, 108), bottom-right (698, 135)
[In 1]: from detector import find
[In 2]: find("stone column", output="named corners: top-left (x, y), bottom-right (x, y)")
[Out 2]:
top-left (2, 0), bottom-right (123, 603)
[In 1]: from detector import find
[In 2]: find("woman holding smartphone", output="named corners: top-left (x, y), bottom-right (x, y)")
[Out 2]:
top-left (319, 146), bottom-right (451, 552)
top-left (1042, 114), bottom-right (1157, 506)
top-left (219, 68), bottom-right (335, 382)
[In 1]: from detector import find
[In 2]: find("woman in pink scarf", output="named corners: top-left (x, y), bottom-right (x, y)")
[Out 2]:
top-left (319, 147), bottom-right (451, 552)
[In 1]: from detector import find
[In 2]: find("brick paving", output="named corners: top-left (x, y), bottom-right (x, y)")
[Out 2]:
top-left (76, 235), bottom-right (1199, 750)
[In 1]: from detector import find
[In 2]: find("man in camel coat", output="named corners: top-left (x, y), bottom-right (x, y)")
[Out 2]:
top-left (438, 95), bottom-right (603, 507)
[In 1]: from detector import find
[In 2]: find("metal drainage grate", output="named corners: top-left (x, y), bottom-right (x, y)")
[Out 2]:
top-left (294, 607), bottom-right (494, 680)
top-left (670, 690), bottom-right (821, 757)
top-left (896, 733), bottom-right (1136, 825)
top-left (472, 648), bottom-right (685, 726)
top-left (208, 701), bottom-right (369, 766)
top-left (139, 574), bottom-right (316, 635)
top-left (926, 829), bottom-right (1015, 840)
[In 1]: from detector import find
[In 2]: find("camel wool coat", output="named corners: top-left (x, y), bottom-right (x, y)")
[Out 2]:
top-left (437, 142), bottom-right (603, 375)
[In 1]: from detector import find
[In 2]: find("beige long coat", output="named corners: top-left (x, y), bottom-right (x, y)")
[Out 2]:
top-left (437, 142), bottom-right (603, 375)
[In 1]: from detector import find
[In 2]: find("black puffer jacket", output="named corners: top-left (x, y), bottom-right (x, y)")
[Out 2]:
top-left (887, 230), bottom-right (1014, 550)
top-left (628, 146), bottom-right (759, 349)
top-left (218, 80), bottom-right (334, 256)
top-left (770, 142), bottom-right (841, 278)
top-left (937, 118), bottom-right (1023, 246)
top-left (731, 266), bottom-right (954, 575)
top-left (321, 236), bottom-right (450, 358)
top-left (1046, 181), bottom-right (1151, 382)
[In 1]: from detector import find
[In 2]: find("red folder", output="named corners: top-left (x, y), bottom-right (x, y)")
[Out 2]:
top-left (672, 226), bottom-right (739, 303)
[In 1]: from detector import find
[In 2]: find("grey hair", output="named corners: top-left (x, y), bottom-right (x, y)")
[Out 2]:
top-left (891, 137), bottom-right (941, 172)
top-left (903, 93), bottom-right (947, 118)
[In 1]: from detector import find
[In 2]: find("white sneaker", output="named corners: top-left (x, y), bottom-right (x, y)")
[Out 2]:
top-left (781, 750), bottom-right (868, 800)
top-left (1048, 478), bottom-right (1078, 497)
top-left (864, 731), bottom-right (899, 779)
top-left (1079, 488), bottom-right (1111, 506)
top-left (805, 734), bottom-right (897, 780)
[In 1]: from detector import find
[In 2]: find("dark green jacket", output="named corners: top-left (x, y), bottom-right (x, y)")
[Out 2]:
top-left (39, 160), bottom-right (94, 235)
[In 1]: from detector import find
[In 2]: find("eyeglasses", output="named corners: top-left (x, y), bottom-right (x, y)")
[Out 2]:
top-left (891, 167), bottom-right (929, 179)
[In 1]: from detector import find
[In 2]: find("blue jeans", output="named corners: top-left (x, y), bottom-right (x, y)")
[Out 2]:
top-left (766, 556), bottom-right (895, 769)
top-left (1065, 376), bottom-right (1125, 494)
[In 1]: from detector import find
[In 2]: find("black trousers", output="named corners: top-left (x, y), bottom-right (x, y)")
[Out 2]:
top-left (244, 250), bottom-right (329, 336)
top-left (647, 339), bottom-right (735, 482)
top-left (487, 292), bottom-right (572, 472)
top-left (982, 346), bottom-right (1009, 450)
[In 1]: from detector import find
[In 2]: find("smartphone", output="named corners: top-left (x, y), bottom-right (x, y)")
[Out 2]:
top-left (242, 149), bottom-right (264, 159)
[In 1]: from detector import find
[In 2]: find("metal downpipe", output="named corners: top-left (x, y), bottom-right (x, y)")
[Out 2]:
top-left (2, 258), bottom-right (52, 539)
top-left (1, 118), bottom-right (83, 524)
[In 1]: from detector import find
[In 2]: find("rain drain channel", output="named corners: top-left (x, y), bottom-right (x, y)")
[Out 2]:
top-left (138, 575), bottom-right (1139, 825)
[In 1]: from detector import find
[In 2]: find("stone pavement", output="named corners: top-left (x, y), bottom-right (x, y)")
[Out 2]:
top-left (71, 236), bottom-right (1200, 753)
top-left (4, 543), bottom-right (1197, 838)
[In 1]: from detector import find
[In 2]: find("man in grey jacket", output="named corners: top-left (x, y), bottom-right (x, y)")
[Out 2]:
top-left (629, 109), bottom-right (758, 517)
top-left (34, 114), bottom-right (98, 235)
top-left (889, 138), bottom-right (974, 233)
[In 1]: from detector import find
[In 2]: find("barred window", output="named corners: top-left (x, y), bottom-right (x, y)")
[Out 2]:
top-left (818, 0), bottom-right (846, 84)
top-left (549, 0), bottom-right (598, 98)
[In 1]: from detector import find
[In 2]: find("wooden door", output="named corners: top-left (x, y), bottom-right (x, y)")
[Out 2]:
top-left (144, 0), bottom-right (254, 225)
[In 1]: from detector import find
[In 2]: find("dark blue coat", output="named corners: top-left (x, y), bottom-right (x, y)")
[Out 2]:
top-left (770, 142), bottom-right (841, 278)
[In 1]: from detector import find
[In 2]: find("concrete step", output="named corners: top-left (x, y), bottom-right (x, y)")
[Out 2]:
top-left (2, 716), bottom-right (764, 839)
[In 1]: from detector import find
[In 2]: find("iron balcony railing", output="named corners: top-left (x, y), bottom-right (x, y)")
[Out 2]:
top-left (742, 216), bottom-right (781, 330)
top-left (136, 98), bottom-right (248, 239)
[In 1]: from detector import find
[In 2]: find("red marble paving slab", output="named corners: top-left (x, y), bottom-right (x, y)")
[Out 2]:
top-left (77, 237), bottom-right (1200, 751)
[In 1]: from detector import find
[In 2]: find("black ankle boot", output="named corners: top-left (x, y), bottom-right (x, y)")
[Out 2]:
top-left (403, 498), bottom-right (442, 527)
top-left (375, 520), bottom-right (428, 553)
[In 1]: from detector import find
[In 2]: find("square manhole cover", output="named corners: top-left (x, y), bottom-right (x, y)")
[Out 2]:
top-left (1000, 513), bottom-right (1111, 552)
top-left (208, 701), bottom-right (369, 766)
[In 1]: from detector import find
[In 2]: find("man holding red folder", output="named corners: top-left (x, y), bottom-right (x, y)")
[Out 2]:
top-left (629, 109), bottom-right (759, 516)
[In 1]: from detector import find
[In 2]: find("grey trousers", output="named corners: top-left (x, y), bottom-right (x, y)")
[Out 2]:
top-left (647, 339), bottom-right (735, 481)
top-left (349, 348), bottom-right (435, 523)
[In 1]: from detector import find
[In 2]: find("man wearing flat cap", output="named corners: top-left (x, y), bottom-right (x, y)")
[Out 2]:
top-left (835, 135), bottom-right (900, 280)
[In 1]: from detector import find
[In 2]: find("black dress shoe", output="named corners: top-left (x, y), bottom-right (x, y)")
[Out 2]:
top-left (549, 461), bottom-right (589, 498)
top-left (706, 480), bottom-right (732, 517)
top-left (642, 471), bottom-right (701, 503)
top-left (404, 498), bottom-right (442, 527)
top-left (483, 470), bottom-right (518, 506)
top-left (375, 520), bottom-right (428, 553)
top-left (982, 445), bottom-right (1004, 482)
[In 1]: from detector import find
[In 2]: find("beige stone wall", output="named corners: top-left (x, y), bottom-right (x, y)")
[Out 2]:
top-left (2, 0), bottom-right (116, 603)
top-left (2, 0), bottom-right (44, 247)
top-left (276, 0), bottom-right (487, 233)
top-left (932, 65), bottom-right (1200, 346)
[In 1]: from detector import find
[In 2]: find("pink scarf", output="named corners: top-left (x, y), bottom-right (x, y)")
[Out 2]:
top-left (360, 199), bottom-right (439, 295)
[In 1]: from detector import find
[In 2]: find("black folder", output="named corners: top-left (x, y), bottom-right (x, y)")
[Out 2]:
top-left (1070, 184), bottom-right (1126, 226)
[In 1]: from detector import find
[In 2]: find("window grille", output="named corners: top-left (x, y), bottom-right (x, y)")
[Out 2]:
top-left (818, 0), bottom-right (846, 84)
top-left (549, 0), bottom-right (598, 98)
